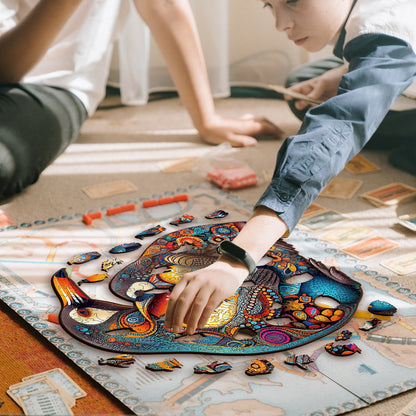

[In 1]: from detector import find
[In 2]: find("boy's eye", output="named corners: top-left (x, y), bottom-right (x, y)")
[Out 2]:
top-left (263, 2), bottom-right (272, 8)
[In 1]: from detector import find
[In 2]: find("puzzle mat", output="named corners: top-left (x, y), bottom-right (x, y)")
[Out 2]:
top-left (1, 183), bottom-right (416, 416)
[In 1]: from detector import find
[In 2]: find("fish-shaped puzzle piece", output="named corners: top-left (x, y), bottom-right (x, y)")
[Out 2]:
top-left (145, 359), bottom-right (182, 372)
top-left (67, 251), bottom-right (101, 265)
top-left (98, 354), bottom-right (135, 368)
top-left (325, 342), bottom-right (361, 356)
top-left (78, 273), bottom-right (108, 286)
top-left (135, 225), bottom-right (165, 239)
top-left (109, 242), bottom-right (142, 254)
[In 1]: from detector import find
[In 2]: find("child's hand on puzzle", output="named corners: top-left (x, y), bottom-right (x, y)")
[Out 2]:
top-left (285, 64), bottom-right (348, 111)
top-left (199, 113), bottom-right (284, 147)
top-left (164, 259), bottom-right (248, 334)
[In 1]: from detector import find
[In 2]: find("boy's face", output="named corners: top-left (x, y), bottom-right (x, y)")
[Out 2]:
top-left (261, 0), bottom-right (354, 52)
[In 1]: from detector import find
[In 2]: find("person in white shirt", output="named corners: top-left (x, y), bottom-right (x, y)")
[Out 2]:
top-left (0, 0), bottom-right (282, 199)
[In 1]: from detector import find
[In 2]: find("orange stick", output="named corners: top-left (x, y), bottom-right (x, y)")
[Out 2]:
top-left (89, 211), bottom-right (102, 219)
top-left (142, 199), bottom-right (158, 208)
top-left (82, 214), bottom-right (92, 225)
top-left (106, 203), bottom-right (135, 216)
top-left (172, 194), bottom-right (188, 202)
top-left (158, 196), bottom-right (175, 205)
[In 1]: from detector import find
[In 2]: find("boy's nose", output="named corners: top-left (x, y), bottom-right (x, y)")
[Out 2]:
top-left (274, 9), bottom-right (293, 32)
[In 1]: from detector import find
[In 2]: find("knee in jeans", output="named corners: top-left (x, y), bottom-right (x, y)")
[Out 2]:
top-left (0, 142), bottom-right (16, 196)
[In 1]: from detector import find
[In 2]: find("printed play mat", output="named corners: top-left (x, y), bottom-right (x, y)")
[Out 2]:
top-left (1, 183), bottom-right (416, 416)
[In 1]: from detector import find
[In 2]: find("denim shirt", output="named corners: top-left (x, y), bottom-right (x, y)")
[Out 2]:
top-left (256, 33), bottom-right (416, 233)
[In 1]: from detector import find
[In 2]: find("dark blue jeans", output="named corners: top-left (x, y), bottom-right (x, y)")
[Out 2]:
top-left (285, 58), bottom-right (416, 175)
top-left (0, 84), bottom-right (87, 199)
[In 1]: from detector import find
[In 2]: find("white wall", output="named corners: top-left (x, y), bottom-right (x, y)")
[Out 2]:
top-left (109, 1), bottom-right (332, 93)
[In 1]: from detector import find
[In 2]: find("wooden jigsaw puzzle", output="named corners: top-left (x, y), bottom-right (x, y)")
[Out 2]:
top-left (52, 222), bottom-right (362, 355)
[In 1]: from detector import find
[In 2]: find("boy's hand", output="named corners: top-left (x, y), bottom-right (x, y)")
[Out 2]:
top-left (164, 259), bottom-right (248, 334)
top-left (199, 113), bottom-right (284, 147)
top-left (284, 64), bottom-right (348, 111)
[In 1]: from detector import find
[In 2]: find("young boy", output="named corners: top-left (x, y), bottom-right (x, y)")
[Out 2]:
top-left (165, 0), bottom-right (416, 334)
top-left (0, 0), bottom-right (281, 200)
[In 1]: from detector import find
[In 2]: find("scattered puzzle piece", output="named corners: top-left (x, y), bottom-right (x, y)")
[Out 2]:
top-left (169, 214), bottom-right (194, 226)
top-left (194, 361), bottom-right (232, 374)
top-left (335, 330), bottom-right (352, 341)
top-left (109, 242), bottom-right (142, 254)
top-left (98, 354), bottom-right (135, 368)
top-left (135, 225), bottom-right (165, 239)
top-left (78, 273), bottom-right (109, 286)
top-left (284, 353), bottom-right (314, 371)
top-left (101, 258), bottom-right (123, 271)
top-left (205, 210), bottom-right (229, 219)
top-left (245, 359), bottom-right (274, 376)
top-left (145, 359), bottom-right (182, 372)
top-left (359, 318), bottom-right (381, 331)
top-left (325, 342), bottom-right (361, 356)
top-left (368, 300), bottom-right (397, 316)
top-left (67, 251), bottom-right (101, 265)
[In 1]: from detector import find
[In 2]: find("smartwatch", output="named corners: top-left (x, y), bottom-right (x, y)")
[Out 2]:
top-left (217, 240), bottom-right (257, 275)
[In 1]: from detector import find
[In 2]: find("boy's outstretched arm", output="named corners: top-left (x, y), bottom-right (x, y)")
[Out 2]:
top-left (0, 0), bottom-right (83, 83)
top-left (133, 0), bottom-right (283, 147)
top-left (165, 34), bottom-right (416, 334)
top-left (164, 206), bottom-right (288, 334)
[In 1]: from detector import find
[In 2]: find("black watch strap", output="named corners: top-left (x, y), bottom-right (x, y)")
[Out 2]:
top-left (217, 240), bottom-right (257, 275)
